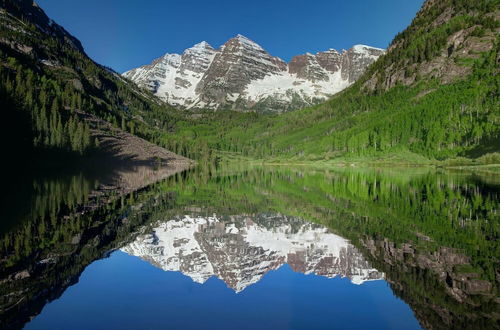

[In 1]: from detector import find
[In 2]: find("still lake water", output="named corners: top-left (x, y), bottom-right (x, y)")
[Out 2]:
top-left (0, 165), bottom-right (498, 329)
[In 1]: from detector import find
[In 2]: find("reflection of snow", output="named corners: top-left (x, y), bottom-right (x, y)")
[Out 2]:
top-left (122, 214), bottom-right (384, 292)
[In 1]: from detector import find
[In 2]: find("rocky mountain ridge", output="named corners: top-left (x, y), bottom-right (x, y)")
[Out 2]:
top-left (123, 35), bottom-right (385, 113)
top-left (1, 0), bottom-right (85, 54)
top-left (122, 214), bottom-right (384, 292)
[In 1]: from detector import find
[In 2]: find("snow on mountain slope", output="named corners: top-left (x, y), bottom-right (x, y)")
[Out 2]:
top-left (124, 42), bottom-right (217, 108)
top-left (123, 35), bottom-right (385, 113)
top-left (122, 214), bottom-right (384, 292)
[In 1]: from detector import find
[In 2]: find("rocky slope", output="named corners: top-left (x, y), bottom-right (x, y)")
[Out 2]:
top-left (122, 213), bottom-right (383, 292)
top-left (123, 35), bottom-right (384, 113)
top-left (362, 0), bottom-right (499, 91)
top-left (1, 0), bottom-right (85, 54)
top-left (1, 0), bottom-right (185, 162)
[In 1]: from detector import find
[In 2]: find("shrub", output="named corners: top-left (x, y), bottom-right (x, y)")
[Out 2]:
top-left (477, 152), bottom-right (500, 165)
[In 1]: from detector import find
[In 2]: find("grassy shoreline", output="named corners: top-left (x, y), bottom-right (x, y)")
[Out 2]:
top-left (216, 151), bottom-right (500, 175)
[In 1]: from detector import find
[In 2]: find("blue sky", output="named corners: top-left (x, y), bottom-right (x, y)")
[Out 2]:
top-left (26, 251), bottom-right (421, 330)
top-left (36, 0), bottom-right (424, 73)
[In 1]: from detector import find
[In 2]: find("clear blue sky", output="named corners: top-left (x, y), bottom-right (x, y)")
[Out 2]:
top-left (36, 0), bottom-right (424, 73)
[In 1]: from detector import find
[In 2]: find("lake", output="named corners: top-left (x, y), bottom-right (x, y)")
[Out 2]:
top-left (0, 165), bottom-right (498, 329)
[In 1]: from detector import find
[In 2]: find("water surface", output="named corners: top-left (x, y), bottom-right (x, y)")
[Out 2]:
top-left (0, 166), bottom-right (498, 329)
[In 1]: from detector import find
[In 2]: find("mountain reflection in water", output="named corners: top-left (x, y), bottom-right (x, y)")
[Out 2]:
top-left (1, 165), bottom-right (498, 330)
top-left (122, 214), bottom-right (383, 292)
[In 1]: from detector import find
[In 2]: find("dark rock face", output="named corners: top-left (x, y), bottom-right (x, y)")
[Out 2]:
top-left (288, 46), bottom-right (386, 84)
top-left (316, 49), bottom-right (343, 72)
top-left (1, 0), bottom-right (85, 54)
top-left (289, 53), bottom-right (330, 82)
top-left (341, 46), bottom-right (386, 83)
top-left (196, 35), bottom-right (287, 105)
top-left (124, 35), bottom-right (385, 113)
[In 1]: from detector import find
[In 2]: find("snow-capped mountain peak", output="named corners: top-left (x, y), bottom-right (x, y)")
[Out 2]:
top-left (233, 34), bottom-right (264, 51)
top-left (352, 44), bottom-right (385, 54)
top-left (123, 36), bottom-right (385, 113)
top-left (189, 41), bottom-right (213, 50)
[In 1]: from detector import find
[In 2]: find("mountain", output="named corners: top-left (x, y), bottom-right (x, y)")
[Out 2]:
top-left (122, 214), bottom-right (383, 292)
top-left (0, 0), bottom-right (185, 164)
top-left (1, 0), bottom-right (498, 164)
top-left (1, 0), bottom-right (85, 53)
top-left (123, 35), bottom-right (384, 113)
top-left (363, 0), bottom-right (499, 92)
top-left (170, 0), bottom-right (499, 162)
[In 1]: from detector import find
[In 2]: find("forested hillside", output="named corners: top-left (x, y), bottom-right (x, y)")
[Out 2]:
top-left (1, 0), bottom-right (498, 165)
top-left (0, 0), bottom-right (183, 162)
top-left (166, 0), bottom-right (499, 163)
